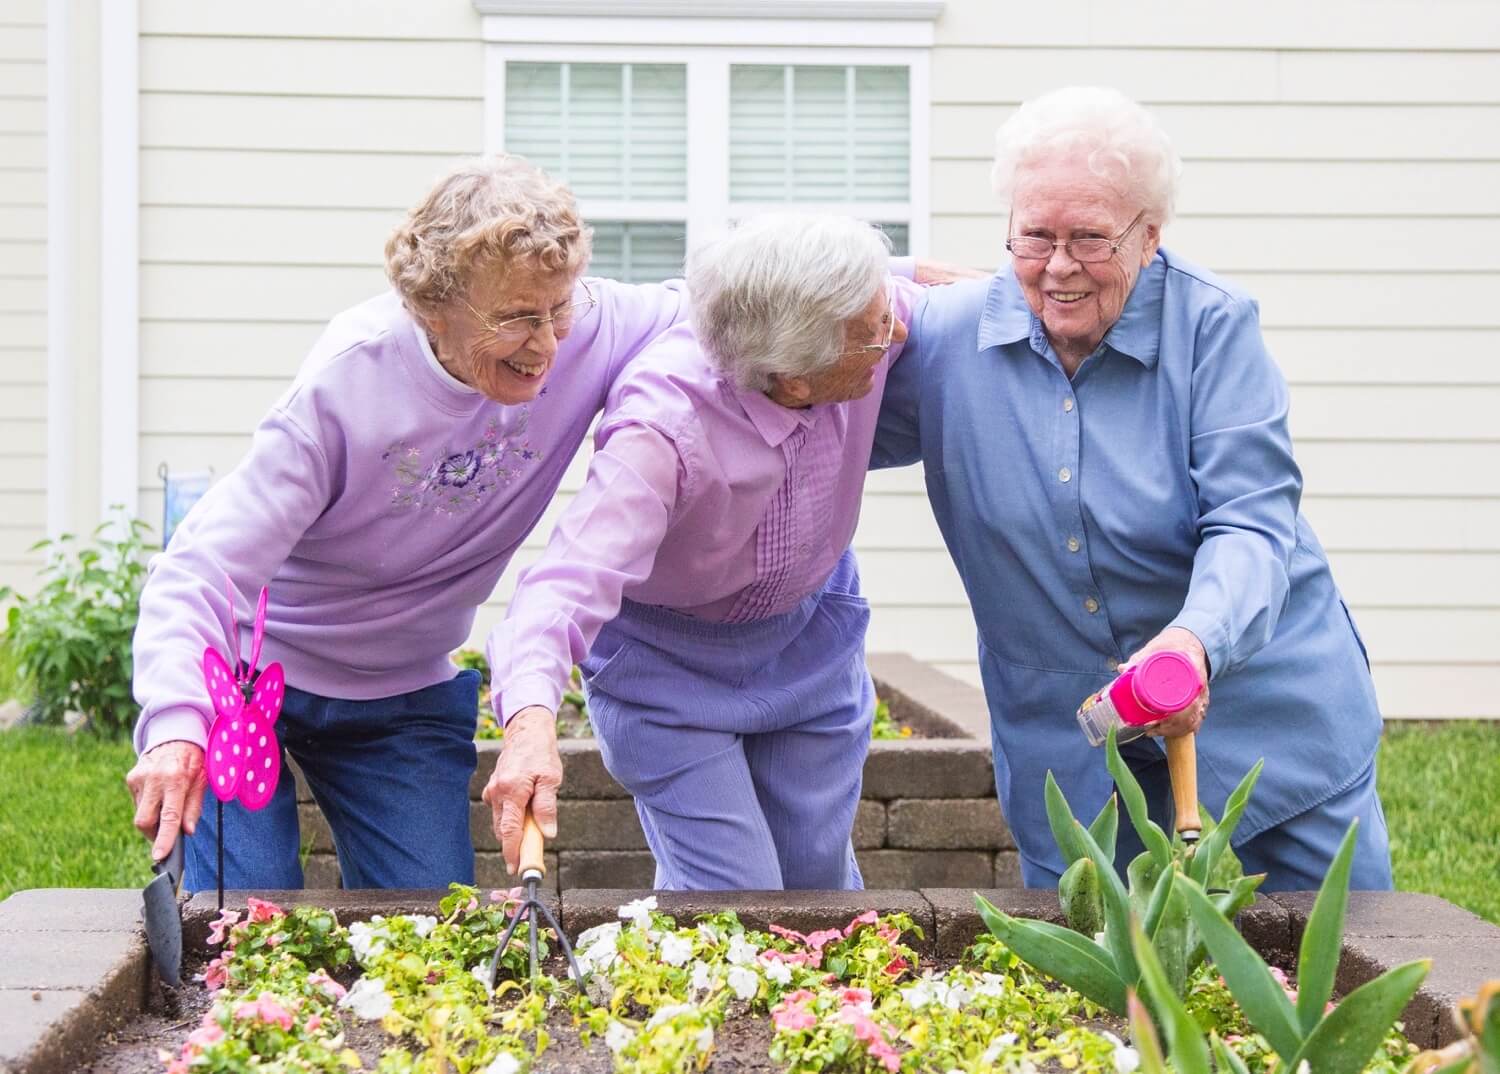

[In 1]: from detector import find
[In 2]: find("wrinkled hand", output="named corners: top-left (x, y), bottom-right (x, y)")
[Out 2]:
top-left (482, 706), bottom-right (562, 875)
top-left (1124, 626), bottom-right (1210, 738)
top-left (913, 258), bottom-right (989, 286)
top-left (126, 740), bottom-right (207, 862)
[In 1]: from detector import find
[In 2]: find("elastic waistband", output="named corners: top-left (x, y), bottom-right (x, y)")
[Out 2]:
top-left (616, 594), bottom-right (816, 643)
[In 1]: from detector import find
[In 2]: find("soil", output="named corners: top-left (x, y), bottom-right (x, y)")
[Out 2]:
top-left (80, 954), bottom-right (1120, 1074)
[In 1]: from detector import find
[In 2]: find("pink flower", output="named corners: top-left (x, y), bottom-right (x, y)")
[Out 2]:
top-left (838, 1006), bottom-right (902, 1072)
top-left (843, 910), bottom-right (879, 937)
top-left (761, 949), bottom-right (815, 968)
top-left (306, 1014), bottom-right (323, 1032)
top-left (772, 1004), bottom-right (818, 1031)
top-left (307, 969), bottom-right (347, 1000)
top-left (770, 924), bottom-right (808, 944)
top-left (245, 897), bottom-right (283, 923)
top-left (805, 928), bottom-right (844, 951)
top-left (200, 954), bottom-right (228, 991)
top-left (883, 956), bottom-right (910, 977)
top-left (207, 908), bottom-right (241, 946)
top-left (784, 989), bottom-right (817, 1005)
top-left (839, 986), bottom-right (873, 1007)
top-left (184, 1020), bottom-right (224, 1051)
top-left (234, 993), bottom-right (294, 1030)
top-left (876, 925), bottom-right (901, 944)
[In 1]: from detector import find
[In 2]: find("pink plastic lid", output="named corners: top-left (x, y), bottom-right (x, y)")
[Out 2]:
top-left (1131, 651), bottom-right (1203, 716)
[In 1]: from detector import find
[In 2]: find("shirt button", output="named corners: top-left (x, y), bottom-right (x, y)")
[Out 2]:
top-left (798, 542), bottom-right (811, 555)
top-left (1084, 597), bottom-right (1100, 614)
top-left (1107, 657), bottom-right (1120, 671)
top-left (1063, 397), bottom-right (1075, 412)
top-left (1066, 536), bottom-right (1081, 553)
top-left (1058, 467), bottom-right (1071, 483)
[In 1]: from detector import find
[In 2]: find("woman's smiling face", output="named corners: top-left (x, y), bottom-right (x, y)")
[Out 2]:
top-left (1008, 157), bottom-right (1160, 370)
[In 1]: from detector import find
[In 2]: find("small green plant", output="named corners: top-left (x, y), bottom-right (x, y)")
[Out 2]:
top-left (1406, 980), bottom-right (1500, 1074)
top-left (977, 726), bottom-right (1264, 1014)
top-left (0, 509), bottom-right (152, 737)
top-left (1181, 820), bottom-right (1430, 1074)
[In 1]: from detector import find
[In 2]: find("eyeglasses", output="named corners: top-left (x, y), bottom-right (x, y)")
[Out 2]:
top-left (1005, 210), bottom-right (1146, 264)
top-left (463, 280), bottom-right (597, 345)
top-left (836, 284), bottom-right (897, 361)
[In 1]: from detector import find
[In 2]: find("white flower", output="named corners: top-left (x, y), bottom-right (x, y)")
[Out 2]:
top-left (576, 921), bottom-right (622, 972)
top-left (647, 1003), bottom-right (697, 1028)
top-left (1294, 1064), bottom-right (1311, 1074)
top-left (980, 1031), bottom-right (1018, 1065)
top-left (696, 1024), bottom-right (714, 1054)
top-left (470, 964), bottom-right (493, 997)
top-left (1100, 1031), bottom-right (1140, 1074)
top-left (697, 922), bottom-right (719, 946)
top-left (762, 958), bottom-right (792, 985)
top-left (975, 972), bottom-right (1009, 998)
top-left (1094, 931), bottom-right (1108, 946)
top-left (943, 981), bottom-right (973, 1010)
top-left (726, 933), bottom-right (760, 965)
top-left (338, 976), bottom-right (393, 1020)
top-left (483, 1053), bottom-right (522, 1074)
top-left (689, 959), bottom-right (715, 996)
top-left (604, 1019), bottom-right (634, 1055)
top-left (348, 918), bottom-right (392, 962)
top-left (727, 964), bottom-right (760, 1002)
top-left (659, 932), bottom-right (693, 966)
top-left (901, 974), bottom-right (939, 1010)
top-left (617, 896), bottom-right (657, 931)
top-left (404, 914), bottom-right (438, 938)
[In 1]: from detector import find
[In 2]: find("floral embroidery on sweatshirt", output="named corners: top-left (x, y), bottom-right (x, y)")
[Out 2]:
top-left (383, 406), bottom-right (543, 515)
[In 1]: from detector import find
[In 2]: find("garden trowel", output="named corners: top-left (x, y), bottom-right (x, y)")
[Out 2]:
top-left (141, 837), bottom-right (185, 987)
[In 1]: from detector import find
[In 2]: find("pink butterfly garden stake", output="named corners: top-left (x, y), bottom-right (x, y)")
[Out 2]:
top-left (202, 579), bottom-right (286, 907)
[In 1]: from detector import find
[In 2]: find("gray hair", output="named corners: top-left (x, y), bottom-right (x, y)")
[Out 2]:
top-left (385, 154), bottom-right (592, 317)
top-left (991, 86), bottom-right (1182, 227)
top-left (687, 213), bottom-right (892, 392)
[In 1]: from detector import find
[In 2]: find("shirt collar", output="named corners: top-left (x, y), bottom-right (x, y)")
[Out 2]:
top-left (733, 379), bottom-right (815, 446)
top-left (976, 251), bottom-right (1167, 368)
top-left (412, 314), bottom-right (479, 394)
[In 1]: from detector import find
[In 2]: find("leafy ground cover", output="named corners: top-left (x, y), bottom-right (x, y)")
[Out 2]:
top-left (1, 722), bottom-right (1495, 917)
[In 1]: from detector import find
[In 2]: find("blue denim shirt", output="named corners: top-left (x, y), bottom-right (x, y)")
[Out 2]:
top-left (873, 249), bottom-right (1382, 878)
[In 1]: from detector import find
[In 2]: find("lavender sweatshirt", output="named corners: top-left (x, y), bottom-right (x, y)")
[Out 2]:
top-left (131, 281), bottom-right (686, 754)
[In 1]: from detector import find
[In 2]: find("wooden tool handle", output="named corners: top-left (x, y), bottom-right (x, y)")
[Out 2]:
top-left (1165, 733), bottom-right (1202, 838)
top-left (519, 807), bottom-right (547, 878)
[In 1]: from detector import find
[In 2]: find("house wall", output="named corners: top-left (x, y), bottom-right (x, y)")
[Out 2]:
top-left (47, 0), bottom-right (1500, 717)
top-left (0, 0), bottom-right (48, 595)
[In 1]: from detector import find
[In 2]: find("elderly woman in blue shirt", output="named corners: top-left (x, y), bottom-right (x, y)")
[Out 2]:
top-left (874, 86), bottom-right (1392, 891)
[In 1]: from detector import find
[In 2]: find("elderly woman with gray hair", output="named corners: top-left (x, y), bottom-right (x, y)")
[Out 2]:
top-left (124, 155), bottom-right (691, 890)
top-left (874, 86), bottom-right (1392, 891)
top-left (484, 213), bottom-right (920, 890)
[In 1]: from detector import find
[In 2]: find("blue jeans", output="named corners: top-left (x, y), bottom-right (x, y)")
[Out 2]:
top-left (183, 670), bottom-right (480, 891)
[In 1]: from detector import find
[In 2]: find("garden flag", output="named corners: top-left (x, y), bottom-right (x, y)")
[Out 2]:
top-left (203, 579), bottom-right (285, 811)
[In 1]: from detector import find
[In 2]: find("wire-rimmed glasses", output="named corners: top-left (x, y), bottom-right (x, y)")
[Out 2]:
top-left (1005, 211), bottom-right (1146, 264)
top-left (836, 283), bottom-right (897, 361)
top-left (463, 280), bottom-right (597, 345)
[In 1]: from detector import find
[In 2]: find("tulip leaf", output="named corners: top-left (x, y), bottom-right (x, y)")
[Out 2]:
top-left (1075, 813), bottom-right (1141, 991)
top-left (1060, 857), bottom-right (1105, 938)
top-left (1045, 770), bottom-right (1091, 865)
top-left (1297, 820), bottom-right (1359, 1035)
top-left (1088, 794), bottom-right (1119, 861)
top-left (1141, 860), bottom-right (1175, 939)
top-left (1131, 917), bottom-right (1211, 1074)
top-left (975, 895), bottom-right (1127, 1014)
top-left (1189, 759), bottom-right (1262, 887)
top-left (1178, 876), bottom-right (1302, 1062)
top-left (1106, 726), bottom-right (1174, 870)
top-left (1286, 959), bottom-right (1430, 1074)
top-left (1128, 991), bottom-right (1171, 1074)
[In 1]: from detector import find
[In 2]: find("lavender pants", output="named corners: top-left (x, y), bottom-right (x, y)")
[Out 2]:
top-left (580, 551), bottom-right (873, 890)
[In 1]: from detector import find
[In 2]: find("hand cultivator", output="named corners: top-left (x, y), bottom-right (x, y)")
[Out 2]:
top-left (485, 809), bottom-right (585, 989)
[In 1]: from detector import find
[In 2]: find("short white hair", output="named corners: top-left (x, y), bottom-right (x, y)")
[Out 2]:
top-left (991, 86), bottom-right (1182, 227)
top-left (687, 213), bottom-right (891, 392)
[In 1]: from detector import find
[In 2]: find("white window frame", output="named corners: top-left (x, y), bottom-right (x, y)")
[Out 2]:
top-left (479, 8), bottom-right (936, 258)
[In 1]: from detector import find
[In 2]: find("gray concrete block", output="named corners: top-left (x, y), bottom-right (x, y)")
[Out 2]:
top-left (992, 851), bottom-right (1023, 888)
top-left (557, 851), bottom-right (658, 891)
top-left (298, 802), bottom-right (335, 853)
top-left (855, 850), bottom-right (994, 891)
top-left (869, 652), bottom-right (992, 739)
top-left (1235, 895), bottom-right (1292, 967)
top-left (0, 932), bottom-right (144, 992)
top-left (558, 799), bottom-right (647, 851)
top-left (0, 989), bottom-right (95, 1074)
top-left (0, 889), bottom-right (147, 934)
top-left (560, 889), bottom-right (935, 954)
top-left (862, 741), bottom-right (995, 800)
top-left (468, 739), bottom-right (629, 801)
top-left (1333, 933), bottom-right (1500, 1050)
top-left (887, 798), bottom-right (1011, 850)
top-left (853, 800), bottom-right (887, 849)
top-left (922, 887), bottom-right (1068, 957)
top-left (302, 853), bottom-right (342, 890)
top-left (475, 852), bottom-right (559, 894)
top-left (1273, 890), bottom-right (1500, 947)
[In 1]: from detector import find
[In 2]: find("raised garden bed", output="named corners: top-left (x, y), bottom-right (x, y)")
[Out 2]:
top-left (2, 885), bottom-right (1497, 1073)
top-left (295, 654), bottom-right (1013, 893)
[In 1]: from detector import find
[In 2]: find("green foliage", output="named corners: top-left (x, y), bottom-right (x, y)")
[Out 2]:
top-left (0, 509), bottom-right (152, 737)
top-left (987, 727), bottom-right (1263, 1015)
top-left (1181, 820), bottom-right (1430, 1074)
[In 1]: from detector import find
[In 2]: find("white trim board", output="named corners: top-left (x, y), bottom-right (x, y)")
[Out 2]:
top-left (99, 0), bottom-right (139, 522)
top-left (474, 1), bottom-right (945, 20)
top-left (480, 15), bottom-right (938, 47)
top-left (45, 0), bottom-right (71, 539)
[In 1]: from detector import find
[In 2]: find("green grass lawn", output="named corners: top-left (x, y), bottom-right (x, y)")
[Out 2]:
top-left (2, 722), bottom-right (1497, 922)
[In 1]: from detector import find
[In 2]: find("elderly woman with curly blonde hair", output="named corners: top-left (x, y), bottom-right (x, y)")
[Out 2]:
top-left (125, 155), bottom-right (690, 891)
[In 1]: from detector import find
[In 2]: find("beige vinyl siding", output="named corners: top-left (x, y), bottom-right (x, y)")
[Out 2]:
top-left (134, 3), bottom-right (484, 533)
top-left (0, 2), bottom-right (46, 596)
top-left (881, 0), bottom-right (1500, 717)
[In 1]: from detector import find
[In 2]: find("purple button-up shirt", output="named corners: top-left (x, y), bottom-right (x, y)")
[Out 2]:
top-left (488, 274), bottom-right (922, 722)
